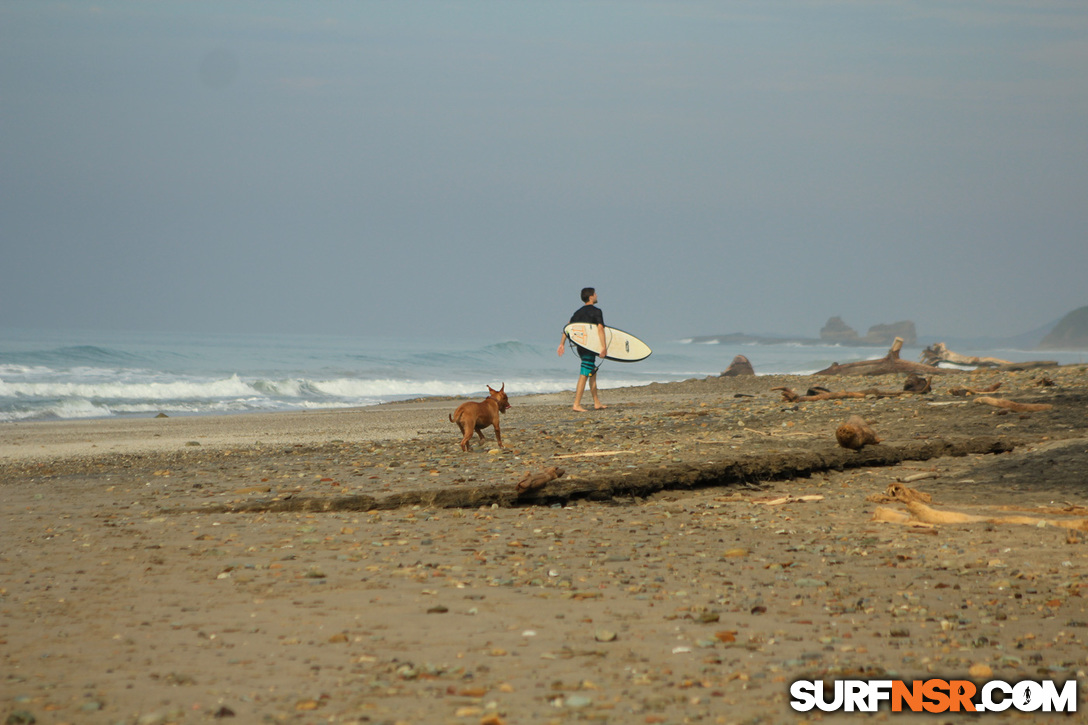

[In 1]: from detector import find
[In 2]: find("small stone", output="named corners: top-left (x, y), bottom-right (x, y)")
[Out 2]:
top-left (795, 578), bottom-right (828, 588)
top-left (565, 694), bottom-right (593, 709)
top-left (969, 663), bottom-right (993, 678)
top-left (594, 629), bottom-right (617, 642)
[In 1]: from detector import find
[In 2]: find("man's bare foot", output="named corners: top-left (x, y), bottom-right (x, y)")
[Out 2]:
top-left (573, 405), bottom-right (588, 412)
top-left (594, 403), bottom-right (607, 410)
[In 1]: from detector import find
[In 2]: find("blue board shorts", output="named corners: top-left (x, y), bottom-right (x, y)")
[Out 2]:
top-left (579, 348), bottom-right (597, 376)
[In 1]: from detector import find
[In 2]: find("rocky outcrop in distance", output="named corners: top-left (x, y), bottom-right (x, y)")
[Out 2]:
top-left (690, 318), bottom-right (917, 347)
top-left (820, 317), bottom-right (917, 346)
top-left (719, 355), bottom-right (755, 376)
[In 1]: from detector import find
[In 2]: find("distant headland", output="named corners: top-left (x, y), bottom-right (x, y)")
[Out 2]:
top-left (1038, 306), bottom-right (1088, 350)
top-left (689, 307), bottom-right (1088, 351)
top-left (688, 317), bottom-right (916, 347)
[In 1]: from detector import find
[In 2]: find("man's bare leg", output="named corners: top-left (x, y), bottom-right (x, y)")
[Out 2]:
top-left (589, 373), bottom-right (606, 409)
top-left (573, 375), bottom-right (589, 412)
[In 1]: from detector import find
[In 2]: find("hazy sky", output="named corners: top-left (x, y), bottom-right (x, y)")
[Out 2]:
top-left (2, 1), bottom-right (1086, 342)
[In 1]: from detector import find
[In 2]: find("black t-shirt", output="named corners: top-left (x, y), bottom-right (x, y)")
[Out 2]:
top-left (569, 304), bottom-right (604, 326)
top-left (568, 305), bottom-right (605, 357)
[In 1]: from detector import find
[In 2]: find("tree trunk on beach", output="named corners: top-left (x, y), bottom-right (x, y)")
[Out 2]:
top-left (920, 342), bottom-right (1011, 367)
top-left (816, 338), bottom-right (947, 376)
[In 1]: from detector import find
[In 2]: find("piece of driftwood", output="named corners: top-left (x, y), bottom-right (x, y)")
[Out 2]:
top-left (921, 342), bottom-right (1060, 372)
top-left (863, 389), bottom-right (911, 399)
top-left (752, 494), bottom-right (824, 506)
top-left (741, 428), bottom-right (820, 438)
top-left (974, 396), bottom-right (1053, 413)
top-left (920, 342), bottom-right (1011, 367)
top-left (773, 386), bottom-right (910, 402)
top-left (903, 501), bottom-right (1088, 530)
top-left (898, 471), bottom-right (940, 484)
top-left (835, 415), bottom-right (881, 450)
top-left (866, 483), bottom-right (932, 504)
top-left (773, 387), bottom-right (864, 402)
top-left (872, 502), bottom-right (1088, 531)
top-left (872, 507), bottom-right (927, 526)
top-left (990, 361), bottom-right (1060, 371)
top-left (903, 374), bottom-right (931, 394)
top-left (949, 383), bottom-right (1002, 397)
top-left (816, 337), bottom-right (947, 376)
top-left (516, 466), bottom-right (564, 494)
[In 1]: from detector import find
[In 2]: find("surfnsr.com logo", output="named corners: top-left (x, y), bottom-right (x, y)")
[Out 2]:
top-left (790, 678), bottom-right (1077, 714)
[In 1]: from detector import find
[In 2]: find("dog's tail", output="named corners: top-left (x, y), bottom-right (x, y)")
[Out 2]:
top-left (448, 413), bottom-right (457, 424)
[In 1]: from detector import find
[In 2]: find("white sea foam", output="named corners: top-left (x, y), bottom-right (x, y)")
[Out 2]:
top-left (0, 374), bottom-right (256, 401)
top-left (0, 398), bottom-right (114, 421)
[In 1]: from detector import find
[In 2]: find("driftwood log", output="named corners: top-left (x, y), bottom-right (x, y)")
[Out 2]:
top-left (949, 383), bottom-right (1002, 397)
top-left (515, 466), bottom-right (564, 494)
top-left (774, 387), bottom-right (862, 402)
top-left (773, 386), bottom-right (910, 402)
top-left (903, 374), bottom-right (931, 394)
top-left (974, 396), bottom-right (1053, 413)
top-left (920, 342), bottom-right (1057, 371)
top-left (874, 501), bottom-right (1088, 531)
top-left (990, 361), bottom-right (1060, 371)
top-left (866, 483), bottom-right (932, 505)
top-left (920, 342), bottom-right (1011, 367)
top-left (816, 338), bottom-right (946, 376)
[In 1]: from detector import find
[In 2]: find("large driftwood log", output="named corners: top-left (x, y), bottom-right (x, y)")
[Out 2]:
top-left (921, 342), bottom-right (1057, 371)
top-left (815, 338), bottom-right (947, 376)
top-left (920, 342), bottom-right (1011, 367)
top-left (900, 501), bottom-right (1088, 530)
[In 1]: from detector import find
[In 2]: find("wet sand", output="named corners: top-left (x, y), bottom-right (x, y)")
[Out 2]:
top-left (2, 366), bottom-right (1088, 723)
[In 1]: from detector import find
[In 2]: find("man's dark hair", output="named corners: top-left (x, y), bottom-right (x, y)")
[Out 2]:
top-left (580, 287), bottom-right (595, 303)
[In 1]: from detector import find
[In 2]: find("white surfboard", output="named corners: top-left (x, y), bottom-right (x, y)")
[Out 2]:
top-left (564, 323), bottom-right (652, 362)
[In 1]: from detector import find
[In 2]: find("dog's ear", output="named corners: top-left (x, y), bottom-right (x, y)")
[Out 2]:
top-left (499, 383), bottom-right (505, 392)
top-left (487, 385), bottom-right (497, 394)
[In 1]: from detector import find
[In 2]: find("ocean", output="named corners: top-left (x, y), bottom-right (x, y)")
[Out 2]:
top-left (1, 328), bottom-right (1084, 422)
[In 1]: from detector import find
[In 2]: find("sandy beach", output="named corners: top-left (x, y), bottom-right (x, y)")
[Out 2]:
top-left (3, 366), bottom-right (1088, 724)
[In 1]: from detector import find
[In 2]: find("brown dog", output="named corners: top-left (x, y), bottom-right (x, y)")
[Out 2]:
top-left (449, 384), bottom-right (511, 451)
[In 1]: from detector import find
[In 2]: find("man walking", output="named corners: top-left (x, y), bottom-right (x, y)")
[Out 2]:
top-left (558, 287), bottom-right (608, 412)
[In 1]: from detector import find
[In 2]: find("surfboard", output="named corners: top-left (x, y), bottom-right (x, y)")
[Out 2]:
top-left (564, 323), bottom-right (652, 362)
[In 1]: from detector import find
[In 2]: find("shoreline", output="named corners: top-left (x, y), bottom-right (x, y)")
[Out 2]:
top-left (0, 376), bottom-right (788, 465)
top-left (3, 367), bottom-right (1088, 722)
top-left (0, 390), bottom-right (594, 465)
